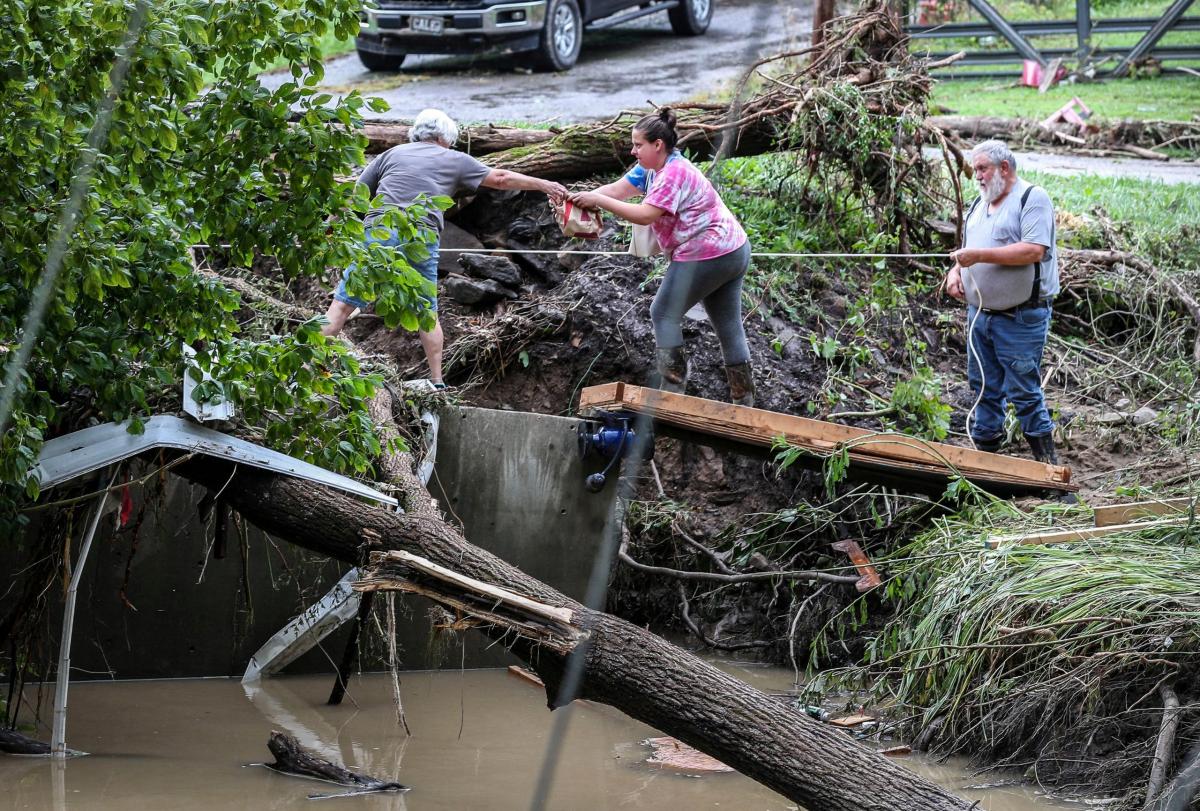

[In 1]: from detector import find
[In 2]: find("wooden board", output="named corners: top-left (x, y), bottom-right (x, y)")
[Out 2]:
top-left (578, 383), bottom-right (1075, 494)
top-left (1093, 497), bottom-right (1195, 527)
top-left (507, 665), bottom-right (545, 688)
top-left (984, 516), bottom-right (1191, 549)
top-left (644, 736), bottom-right (734, 773)
top-left (828, 714), bottom-right (876, 728)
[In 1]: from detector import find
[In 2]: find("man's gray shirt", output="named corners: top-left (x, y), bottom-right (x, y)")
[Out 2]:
top-left (358, 141), bottom-right (491, 233)
top-left (961, 178), bottom-right (1059, 310)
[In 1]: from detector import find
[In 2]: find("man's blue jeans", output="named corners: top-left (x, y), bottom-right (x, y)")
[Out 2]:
top-left (334, 226), bottom-right (440, 312)
top-left (966, 303), bottom-right (1055, 443)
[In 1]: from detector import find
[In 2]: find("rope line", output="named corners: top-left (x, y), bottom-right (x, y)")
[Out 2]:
top-left (192, 243), bottom-right (949, 260)
top-left (438, 247), bottom-right (948, 259)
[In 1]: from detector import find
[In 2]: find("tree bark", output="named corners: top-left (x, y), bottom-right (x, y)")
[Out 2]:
top-left (361, 122), bottom-right (558, 156)
top-left (176, 458), bottom-right (973, 811)
top-left (483, 118), bottom-right (778, 183)
top-left (812, 0), bottom-right (837, 52)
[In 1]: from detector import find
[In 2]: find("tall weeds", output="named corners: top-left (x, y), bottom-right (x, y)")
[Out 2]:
top-left (810, 502), bottom-right (1200, 803)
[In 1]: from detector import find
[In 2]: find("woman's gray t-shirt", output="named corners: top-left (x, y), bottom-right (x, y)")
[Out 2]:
top-left (961, 179), bottom-right (1059, 310)
top-left (358, 141), bottom-right (491, 232)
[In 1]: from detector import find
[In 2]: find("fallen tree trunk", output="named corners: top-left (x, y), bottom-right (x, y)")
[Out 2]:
top-left (361, 122), bottom-right (558, 156)
top-left (929, 115), bottom-right (1200, 155)
top-left (176, 458), bottom-right (973, 810)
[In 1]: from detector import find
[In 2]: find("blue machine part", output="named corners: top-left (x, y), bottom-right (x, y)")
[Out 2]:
top-left (577, 411), bottom-right (642, 492)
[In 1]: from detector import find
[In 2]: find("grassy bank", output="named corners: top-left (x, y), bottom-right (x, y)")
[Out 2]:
top-left (808, 500), bottom-right (1200, 805)
top-left (1026, 170), bottom-right (1200, 253)
top-left (931, 75), bottom-right (1200, 121)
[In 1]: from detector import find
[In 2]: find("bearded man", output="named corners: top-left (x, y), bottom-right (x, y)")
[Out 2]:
top-left (944, 140), bottom-right (1062, 464)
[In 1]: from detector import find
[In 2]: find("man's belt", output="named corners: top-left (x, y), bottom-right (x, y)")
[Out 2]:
top-left (984, 297), bottom-right (1053, 316)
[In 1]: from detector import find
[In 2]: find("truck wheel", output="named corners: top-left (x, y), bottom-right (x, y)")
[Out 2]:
top-left (357, 47), bottom-right (406, 72)
top-left (669, 0), bottom-right (712, 36)
top-left (532, 0), bottom-right (582, 71)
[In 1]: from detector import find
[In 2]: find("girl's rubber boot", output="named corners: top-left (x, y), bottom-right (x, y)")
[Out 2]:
top-left (725, 362), bottom-right (755, 408)
top-left (655, 346), bottom-right (689, 394)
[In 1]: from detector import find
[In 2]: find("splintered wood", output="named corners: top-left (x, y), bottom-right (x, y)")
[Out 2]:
top-left (578, 383), bottom-right (1075, 494)
top-left (355, 550), bottom-right (587, 653)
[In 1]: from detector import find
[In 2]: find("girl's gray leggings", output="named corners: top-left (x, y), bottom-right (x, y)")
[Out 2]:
top-left (650, 241), bottom-right (751, 365)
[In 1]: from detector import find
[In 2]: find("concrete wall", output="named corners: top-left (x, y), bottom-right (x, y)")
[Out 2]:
top-left (7, 407), bottom-right (615, 679)
top-left (428, 407), bottom-right (616, 602)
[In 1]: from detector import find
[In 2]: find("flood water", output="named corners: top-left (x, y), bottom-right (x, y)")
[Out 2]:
top-left (3, 663), bottom-right (1076, 811)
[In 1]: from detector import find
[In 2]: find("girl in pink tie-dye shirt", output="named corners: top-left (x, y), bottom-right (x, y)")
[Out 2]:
top-left (569, 108), bottom-right (755, 407)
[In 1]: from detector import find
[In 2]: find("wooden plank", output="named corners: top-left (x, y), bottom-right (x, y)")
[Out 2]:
top-left (985, 516), bottom-right (1192, 549)
top-left (831, 540), bottom-right (882, 592)
top-left (828, 714), bottom-right (876, 728)
top-left (644, 736), bottom-right (734, 773)
top-left (1093, 498), bottom-right (1195, 527)
top-left (579, 383), bottom-right (1075, 491)
top-left (507, 665), bottom-right (545, 688)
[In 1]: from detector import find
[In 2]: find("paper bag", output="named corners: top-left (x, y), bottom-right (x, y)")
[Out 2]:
top-left (628, 223), bottom-right (663, 258)
top-left (551, 199), bottom-right (603, 239)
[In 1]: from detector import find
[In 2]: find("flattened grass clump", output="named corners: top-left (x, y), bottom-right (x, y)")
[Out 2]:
top-left (810, 500), bottom-right (1200, 803)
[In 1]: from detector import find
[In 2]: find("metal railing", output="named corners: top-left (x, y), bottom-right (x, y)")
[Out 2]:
top-left (906, 0), bottom-right (1200, 76)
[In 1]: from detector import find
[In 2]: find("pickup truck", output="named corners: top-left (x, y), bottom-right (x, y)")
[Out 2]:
top-left (356, 0), bottom-right (713, 72)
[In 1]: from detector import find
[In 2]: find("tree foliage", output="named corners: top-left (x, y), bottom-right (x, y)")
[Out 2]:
top-left (0, 0), bottom-right (432, 517)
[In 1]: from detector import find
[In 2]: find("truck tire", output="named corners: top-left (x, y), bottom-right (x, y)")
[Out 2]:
top-left (532, 0), bottom-right (582, 71)
top-left (357, 46), bottom-right (406, 72)
top-left (668, 0), bottom-right (712, 36)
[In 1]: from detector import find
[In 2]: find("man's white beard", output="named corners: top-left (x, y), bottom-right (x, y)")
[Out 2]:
top-left (979, 172), bottom-right (1006, 204)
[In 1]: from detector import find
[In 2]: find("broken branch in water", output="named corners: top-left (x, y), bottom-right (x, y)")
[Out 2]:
top-left (264, 731), bottom-right (408, 796)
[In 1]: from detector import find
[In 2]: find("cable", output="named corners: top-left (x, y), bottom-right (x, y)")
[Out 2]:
top-left (436, 247), bottom-right (950, 259)
top-left (963, 270), bottom-right (987, 451)
top-left (192, 243), bottom-right (950, 260)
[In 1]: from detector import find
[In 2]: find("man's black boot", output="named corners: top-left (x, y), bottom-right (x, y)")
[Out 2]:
top-left (1026, 433), bottom-right (1059, 465)
top-left (1028, 433), bottom-right (1080, 503)
top-left (973, 435), bottom-right (1004, 454)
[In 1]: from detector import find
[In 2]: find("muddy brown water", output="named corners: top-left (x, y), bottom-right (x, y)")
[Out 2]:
top-left (4, 663), bottom-right (1076, 810)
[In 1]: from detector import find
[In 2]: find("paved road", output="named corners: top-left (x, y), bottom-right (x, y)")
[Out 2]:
top-left (1015, 149), bottom-right (1200, 185)
top-left (924, 146), bottom-right (1200, 184)
top-left (261, 0), bottom-right (810, 124)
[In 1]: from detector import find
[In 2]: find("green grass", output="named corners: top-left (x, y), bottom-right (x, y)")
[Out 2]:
top-left (930, 74), bottom-right (1200, 120)
top-left (1025, 169), bottom-right (1200, 245)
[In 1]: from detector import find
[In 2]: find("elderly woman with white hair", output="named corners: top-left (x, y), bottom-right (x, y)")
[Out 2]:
top-left (322, 108), bottom-right (567, 388)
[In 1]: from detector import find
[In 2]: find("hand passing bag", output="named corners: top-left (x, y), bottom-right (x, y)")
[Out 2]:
top-left (551, 199), bottom-right (603, 239)
top-left (628, 223), bottom-right (663, 258)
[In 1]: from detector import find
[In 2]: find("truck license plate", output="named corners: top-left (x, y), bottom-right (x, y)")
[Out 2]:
top-left (410, 15), bottom-right (443, 34)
